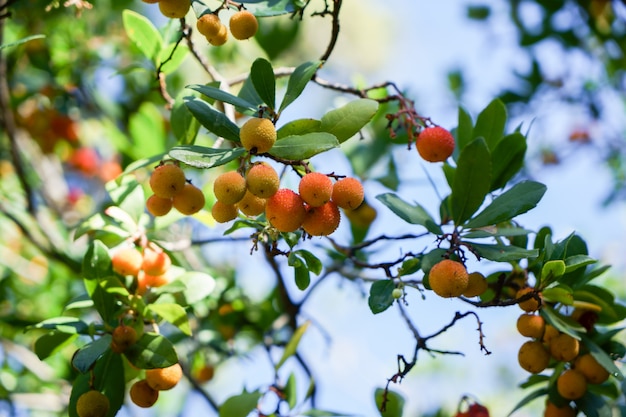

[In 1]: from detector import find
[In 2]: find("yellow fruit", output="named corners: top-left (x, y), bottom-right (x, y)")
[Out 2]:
top-left (331, 177), bottom-right (364, 210)
top-left (211, 201), bottom-right (238, 223)
top-left (172, 183), bottom-right (205, 215)
top-left (110, 324), bottom-right (138, 354)
top-left (195, 364), bottom-right (215, 383)
top-left (229, 10), bottom-right (258, 40)
top-left (550, 333), bottom-right (580, 362)
top-left (343, 200), bottom-right (377, 228)
top-left (574, 353), bottom-right (610, 384)
top-left (462, 272), bottom-right (488, 297)
top-left (516, 287), bottom-right (542, 312)
top-left (557, 369), bottom-right (587, 400)
top-left (516, 313), bottom-right (546, 339)
top-left (518, 340), bottom-right (550, 374)
top-left (543, 324), bottom-right (560, 344)
top-left (207, 23), bottom-right (228, 46)
top-left (158, 0), bottom-right (190, 19)
top-left (76, 390), bottom-right (110, 417)
top-left (146, 363), bottom-right (183, 391)
top-left (299, 172), bottom-right (333, 207)
top-left (214, 171), bottom-right (247, 204)
top-left (146, 194), bottom-right (173, 217)
top-left (416, 126), bottom-right (455, 162)
top-left (130, 379), bottom-right (159, 408)
top-left (544, 401), bottom-right (576, 417)
top-left (428, 259), bottom-right (469, 298)
top-left (141, 247), bottom-right (171, 276)
top-left (265, 189), bottom-right (306, 232)
top-left (111, 247), bottom-right (143, 277)
top-left (149, 164), bottom-right (187, 199)
top-left (237, 190), bottom-right (266, 216)
top-left (239, 118), bottom-right (276, 154)
top-left (245, 163), bottom-right (280, 198)
top-left (302, 201), bottom-right (341, 236)
top-left (196, 13), bottom-right (222, 37)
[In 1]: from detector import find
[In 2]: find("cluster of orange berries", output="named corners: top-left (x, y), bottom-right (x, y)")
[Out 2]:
top-left (196, 10), bottom-right (258, 46)
top-left (146, 162), bottom-right (205, 217)
top-left (427, 259), bottom-right (488, 299)
top-left (110, 243), bottom-right (172, 295)
top-left (415, 126), bottom-right (456, 163)
top-left (129, 362), bottom-right (183, 408)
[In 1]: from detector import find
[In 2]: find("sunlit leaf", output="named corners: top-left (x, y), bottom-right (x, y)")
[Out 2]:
top-left (158, 41), bottom-right (189, 74)
top-left (188, 84), bottom-right (257, 111)
top-left (277, 118), bottom-right (321, 139)
top-left (275, 321), bottom-right (310, 370)
top-left (0, 34), bottom-right (45, 51)
top-left (124, 332), bottom-right (178, 369)
top-left (35, 331), bottom-right (77, 360)
top-left (184, 97), bottom-right (240, 142)
top-left (169, 145), bottom-right (246, 169)
top-left (219, 391), bottom-right (262, 417)
top-left (171, 90), bottom-right (200, 145)
top-left (374, 388), bottom-right (404, 417)
top-left (148, 303), bottom-right (191, 336)
top-left (319, 99), bottom-right (379, 143)
top-left (269, 132), bottom-right (339, 160)
top-left (251, 58), bottom-right (276, 110)
top-left (122, 10), bottom-right (163, 61)
top-left (279, 60), bottom-right (322, 112)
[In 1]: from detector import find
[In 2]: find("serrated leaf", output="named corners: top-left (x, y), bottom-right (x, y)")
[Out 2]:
top-left (376, 193), bottom-right (443, 235)
top-left (275, 321), bottom-right (310, 370)
top-left (490, 132), bottom-right (527, 190)
top-left (374, 388), bottom-right (404, 417)
top-left (470, 243), bottom-right (538, 262)
top-left (465, 181), bottom-right (546, 228)
top-left (277, 118), bottom-right (321, 139)
top-left (319, 99), bottom-right (378, 143)
top-left (451, 138), bottom-right (491, 225)
top-left (169, 145), bottom-right (246, 169)
top-left (219, 391), bottom-right (262, 417)
top-left (269, 132), bottom-right (339, 160)
top-left (188, 84), bottom-right (257, 111)
top-left (279, 60), bottom-right (322, 112)
top-left (251, 58), bottom-right (276, 110)
top-left (148, 303), bottom-right (191, 336)
top-left (122, 10), bottom-right (163, 61)
top-left (72, 335), bottom-right (112, 373)
top-left (368, 280), bottom-right (396, 314)
top-left (124, 332), bottom-right (178, 369)
top-left (473, 98), bottom-right (506, 150)
top-left (184, 97), bottom-right (240, 142)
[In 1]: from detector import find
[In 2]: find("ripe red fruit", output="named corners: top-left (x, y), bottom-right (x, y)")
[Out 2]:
top-left (416, 126), bottom-right (455, 162)
top-left (265, 189), bottom-right (306, 232)
top-left (302, 201), bottom-right (341, 236)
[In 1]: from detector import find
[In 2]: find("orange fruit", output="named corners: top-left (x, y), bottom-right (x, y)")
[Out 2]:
top-left (416, 126), bottom-right (455, 162)
top-left (516, 313), bottom-right (546, 339)
top-left (172, 183), bottom-right (205, 215)
top-left (302, 201), bottom-right (341, 236)
top-left (237, 190), bottom-right (266, 216)
top-left (149, 164), bottom-right (186, 199)
top-left (331, 177), bottom-right (364, 210)
top-left (110, 324), bottom-right (138, 354)
top-left (462, 272), bottom-right (488, 297)
top-left (550, 333), bottom-right (580, 362)
top-left (557, 369), bottom-right (587, 400)
top-left (518, 340), bottom-right (550, 374)
top-left (299, 172), bottom-right (333, 207)
top-left (211, 201), bottom-right (239, 223)
top-left (265, 189), bottom-right (306, 232)
top-left (245, 163), bottom-right (280, 198)
top-left (111, 247), bottom-right (143, 277)
top-left (141, 247), bottom-right (171, 276)
top-left (130, 379), bottom-right (159, 408)
top-left (229, 10), bottom-right (258, 40)
top-left (239, 118), bottom-right (276, 154)
top-left (428, 259), bottom-right (469, 298)
top-left (516, 287), bottom-right (542, 312)
top-left (213, 171), bottom-right (247, 205)
top-left (146, 363), bottom-right (183, 391)
top-left (544, 401), bottom-right (576, 417)
top-left (574, 353), bottom-right (610, 384)
top-left (146, 194), bottom-right (173, 217)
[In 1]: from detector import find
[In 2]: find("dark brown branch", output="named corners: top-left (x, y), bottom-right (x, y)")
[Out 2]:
top-left (318, 0), bottom-right (342, 63)
top-left (264, 243), bottom-right (300, 330)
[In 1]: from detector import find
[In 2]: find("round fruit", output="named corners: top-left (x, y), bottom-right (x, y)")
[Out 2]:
top-left (146, 363), bottom-right (183, 391)
top-left (110, 324), bottom-right (138, 353)
top-left (343, 200), bottom-right (377, 228)
top-left (428, 259), bottom-right (469, 298)
top-left (265, 189), bottom-right (306, 232)
top-left (149, 164), bottom-right (186, 199)
top-left (544, 401), bottom-right (576, 417)
top-left (245, 163), bottom-right (280, 198)
top-left (111, 247), bottom-right (143, 277)
top-left (229, 10), bottom-right (258, 40)
top-left (172, 183), bottom-right (205, 215)
top-left (516, 287), bottom-right (542, 312)
top-left (211, 201), bottom-right (239, 223)
top-left (76, 390), bottom-right (110, 417)
top-left (550, 333), bottom-right (580, 362)
top-left (158, 0), bottom-right (190, 18)
top-left (130, 379), bottom-right (159, 408)
top-left (516, 313), bottom-right (546, 339)
top-left (299, 172), bottom-right (333, 207)
top-left (142, 247), bottom-right (171, 276)
top-left (462, 272), bottom-right (488, 297)
top-left (195, 364), bottom-right (215, 383)
top-left (302, 201), bottom-right (341, 236)
top-left (196, 13), bottom-right (222, 37)
top-left (543, 324), bottom-right (560, 344)
top-left (416, 126), bottom-right (455, 162)
top-left (146, 194), bottom-right (173, 217)
top-left (237, 190), bottom-right (266, 216)
top-left (207, 23), bottom-right (228, 46)
top-left (557, 369), bottom-right (587, 400)
top-left (239, 117), bottom-right (277, 154)
top-left (392, 288), bottom-right (403, 299)
top-left (575, 353), bottom-right (610, 384)
top-left (518, 340), bottom-right (550, 374)
top-left (214, 171), bottom-right (247, 205)
top-left (331, 177), bottom-right (364, 210)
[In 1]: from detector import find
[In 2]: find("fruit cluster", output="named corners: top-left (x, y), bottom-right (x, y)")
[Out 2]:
top-left (146, 162), bottom-right (205, 217)
top-left (129, 363), bottom-right (183, 408)
top-left (427, 259), bottom-right (488, 299)
top-left (196, 10), bottom-right (258, 46)
top-left (111, 242), bottom-right (173, 295)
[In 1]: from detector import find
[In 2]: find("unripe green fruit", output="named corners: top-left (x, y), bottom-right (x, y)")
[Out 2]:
top-left (299, 172), bottom-right (333, 207)
top-left (246, 163), bottom-right (280, 198)
top-left (172, 183), bottom-right (205, 215)
top-left (240, 118), bottom-right (276, 154)
top-left (213, 171), bottom-right (247, 204)
top-left (149, 164), bottom-right (186, 199)
top-left (265, 189), bottom-right (305, 232)
top-left (76, 390), bottom-right (110, 417)
top-left (229, 10), bottom-right (259, 40)
top-left (392, 288), bottom-right (403, 299)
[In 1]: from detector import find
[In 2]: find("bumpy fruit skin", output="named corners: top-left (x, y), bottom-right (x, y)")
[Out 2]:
top-left (142, 247), bottom-right (171, 276)
top-left (544, 401), bottom-right (576, 417)
top-left (428, 259), bottom-right (469, 298)
top-left (146, 194), bottom-right (173, 217)
top-left (543, 324), bottom-right (560, 344)
top-left (302, 201), bottom-right (341, 236)
top-left (557, 369), bottom-right (587, 400)
top-left (550, 333), bottom-right (580, 362)
top-left (416, 126), bottom-right (455, 162)
top-left (229, 10), bottom-right (258, 40)
top-left (574, 353), bottom-right (610, 384)
top-left (158, 0), bottom-right (190, 18)
top-left (211, 201), bottom-right (239, 223)
top-left (149, 164), bottom-right (186, 199)
top-left (214, 171), bottom-right (247, 204)
top-left (146, 363), bottom-right (183, 391)
top-left (331, 177), bottom-right (364, 210)
top-left (246, 163), bottom-right (280, 198)
top-left (237, 190), bottom-right (266, 216)
top-left (111, 247), bottom-right (143, 276)
top-left (172, 183), bottom-right (205, 215)
top-left (110, 324), bottom-right (138, 353)
top-left (518, 340), bottom-right (550, 374)
top-left (207, 24), bottom-right (228, 46)
top-left (130, 380), bottom-right (159, 408)
top-left (516, 287), bottom-right (542, 312)
top-left (76, 390), bottom-right (110, 417)
top-left (462, 272), bottom-right (487, 297)
top-left (196, 13), bottom-right (222, 37)
top-left (239, 118), bottom-right (277, 154)
top-left (516, 313), bottom-right (546, 339)
top-left (265, 189), bottom-right (306, 232)
top-left (299, 172), bottom-right (333, 207)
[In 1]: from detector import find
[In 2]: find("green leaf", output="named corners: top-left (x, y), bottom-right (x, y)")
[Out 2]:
top-left (171, 91), bottom-right (200, 145)
top-left (158, 41), bottom-right (189, 74)
top-left (184, 97), bottom-right (240, 142)
top-left (541, 260), bottom-right (566, 283)
top-left (106, 176), bottom-right (145, 224)
top-left (244, 0), bottom-right (299, 16)
top-left (251, 58), bottom-right (276, 110)
top-left (575, 392), bottom-right (613, 417)
top-left (465, 181), bottom-right (547, 228)
top-left (564, 255), bottom-right (597, 273)
top-left (542, 286), bottom-right (574, 305)
top-left (122, 10), bottom-right (163, 61)
top-left (368, 280), bottom-right (396, 314)
top-left (31, 317), bottom-right (88, 333)
top-left (238, 74), bottom-right (265, 109)
top-left (319, 99), bottom-right (379, 143)
top-left (0, 34), bottom-right (45, 51)
top-left (376, 193), bottom-right (443, 235)
top-left (473, 98), bottom-right (506, 150)
top-left (188, 84), bottom-right (257, 112)
top-left (541, 305), bottom-right (585, 338)
top-left (219, 391), bottom-right (262, 417)
top-left (148, 303), bottom-right (191, 336)
top-left (275, 321), bottom-right (311, 370)
top-left (169, 145), bottom-right (246, 169)
top-left (178, 271), bottom-right (216, 305)
top-left (451, 137), bottom-right (492, 225)
top-left (288, 253), bottom-right (311, 290)
top-left (124, 332), bottom-right (178, 369)
top-left (35, 331), bottom-right (77, 360)
top-left (284, 373), bottom-right (298, 409)
top-left (279, 61), bottom-right (322, 112)
top-left (455, 106), bottom-right (474, 152)
top-left (82, 240), bottom-right (113, 280)
top-left (269, 132), bottom-right (339, 160)
top-left (506, 387), bottom-right (548, 416)
top-left (294, 250), bottom-right (323, 275)
top-left (72, 335), bottom-right (112, 373)
top-left (83, 277), bottom-right (125, 325)
top-left (277, 118), bottom-right (321, 139)
top-left (490, 132), bottom-right (527, 190)
top-left (374, 388), bottom-right (404, 417)
top-left (470, 243), bottom-right (538, 262)
top-left (580, 335), bottom-right (624, 380)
